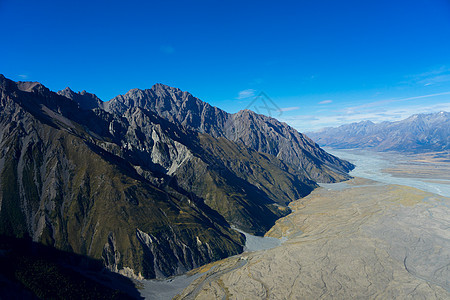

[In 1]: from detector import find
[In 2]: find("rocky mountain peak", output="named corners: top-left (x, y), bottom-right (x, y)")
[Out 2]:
top-left (0, 74), bottom-right (14, 90)
top-left (57, 87), bottom-right (77, 100)
top-left (0, 76), bottom-right (49, 96)
top-left (16, 81), bottom-right (50, 94)
top-left (235, 109), bottom-right (255, 117)
top-left (359, 120), bottom-right (374, 125)
top-left (57, 87), bottom-right (103, 110)
top-left (60, 86), bottom-right (75, 94)
top-left (123, 88), bottom-right (145, 98)
top-left (150, 83), bottom-right (183, 95)
top-left (104, 83), bottom-right (353, 182)
top-left (1, 77), bottom-right (353, 184)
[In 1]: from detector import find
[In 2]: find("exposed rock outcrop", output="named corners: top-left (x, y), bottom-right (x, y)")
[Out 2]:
top-left (105, 84), bottom-right (354, 182)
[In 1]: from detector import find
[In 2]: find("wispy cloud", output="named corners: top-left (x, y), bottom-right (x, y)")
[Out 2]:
top-left (17, 74), bottom-right (28, 79)
top-left (406, 66), bottom-right (450, 87)
top-left (344, 91), bottom-right (450, 113)
top-left (237, 89), bottom-right (256, 99)
top-left (319, 100), bottom-right (332, 105)
top-left (421, 74), bottom-right (450, 86)
top-left (160, 45), bottom-right (175, 54)
top-left (395, 91), bottom-right (450, 101)
top-left (280, 106), bottom-right (300, 112)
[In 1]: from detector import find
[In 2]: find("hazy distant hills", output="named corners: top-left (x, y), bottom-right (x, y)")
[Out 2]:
top-left (307, 112), bottom-right (450, 153)
top-left (0, 74), bottom-right (352, 280)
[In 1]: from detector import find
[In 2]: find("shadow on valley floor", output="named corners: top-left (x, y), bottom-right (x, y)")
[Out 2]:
top-left (0, 235), bottom-right (143, 299)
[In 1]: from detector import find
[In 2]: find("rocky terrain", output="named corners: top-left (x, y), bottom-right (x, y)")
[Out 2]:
top-left (0, 76), bottom-right (244, 280)
top-left (104, 84), bottom-right (354, 183)
top-left (307, 111), bottom-right (450, 153)
top-left (0, 74), bottom-right (353, 283)
top-left (176, 178), bottom-right (450, 299)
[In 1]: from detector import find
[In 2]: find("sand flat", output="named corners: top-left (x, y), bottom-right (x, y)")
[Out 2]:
top-left (176, 179), bottom-right (450, 299)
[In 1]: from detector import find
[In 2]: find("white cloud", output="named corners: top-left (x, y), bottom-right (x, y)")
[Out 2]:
top-left (18, 74), bottom-right (28, 79)
top-left (280, 106), bottom-right (300, 112)
top-left (160, 45), bottom-right (175, 54)
top-left (319, 100), bottom-right (332, 105)
top-left (237, 89), bottom-right (256, 99)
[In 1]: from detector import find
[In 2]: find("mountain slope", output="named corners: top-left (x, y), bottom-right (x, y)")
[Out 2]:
top-left (307, 112), bottom-right (450, 152)
top-left (0, 76), bottom-right (245, 279)
top-left (0, 75), bottom-right (322, 279)
top-left (105, 84), bottom-right (354, 182)
top-left (59, 88), bottom-right (316, 235)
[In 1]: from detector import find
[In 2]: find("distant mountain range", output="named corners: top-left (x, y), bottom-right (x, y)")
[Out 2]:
top-left (0, 74), bottom-right (353, 281)
top-left (307, 112), bottom-right (450, 153)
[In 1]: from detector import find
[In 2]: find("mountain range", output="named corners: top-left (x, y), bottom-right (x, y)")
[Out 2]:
top-left (0, 74), bottom-right (353, 281)
top-left (307, 112), bottom-right (450, 153)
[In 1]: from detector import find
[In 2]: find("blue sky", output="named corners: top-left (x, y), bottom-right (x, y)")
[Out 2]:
top-left (1, 0), bottom-right (450, 131)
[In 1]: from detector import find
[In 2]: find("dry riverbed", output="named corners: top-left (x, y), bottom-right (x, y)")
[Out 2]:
top-left (174, 178), bottom-right (450, 299)
top-left (382, 151), bottom-right (450, 181)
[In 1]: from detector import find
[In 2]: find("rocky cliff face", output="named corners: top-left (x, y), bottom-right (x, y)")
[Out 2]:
top-left (229, 110), bottom-right (353, 182)
top-left (307, 112), bottom-right (450, 153)
top-left (105, 84), bottom-right (354, 182)
top-left (0, 76), bottom-right (246, 279)
top-left (0, 75), bottom-right (332, 279)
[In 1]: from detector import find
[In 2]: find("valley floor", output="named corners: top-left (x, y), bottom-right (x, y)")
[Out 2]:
top-left (174, 178), bottom-right (449, 299)
top-left (164, 150), bottom-right (450, 299)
